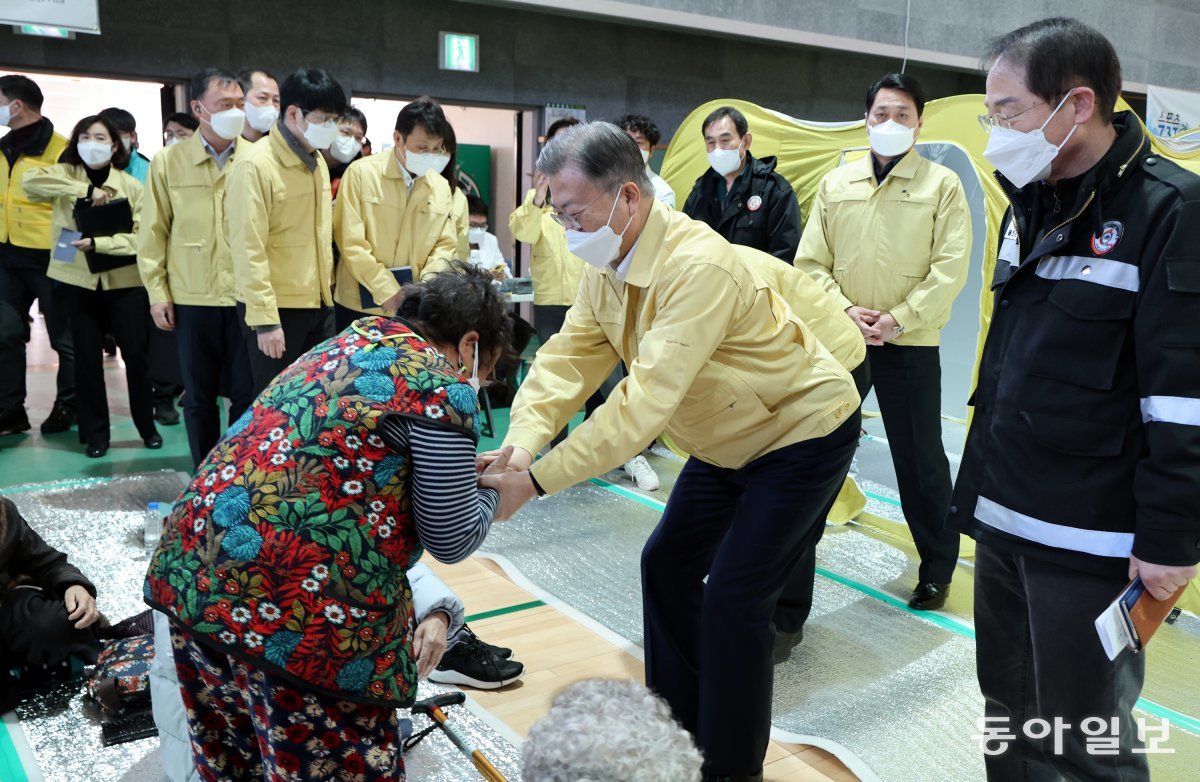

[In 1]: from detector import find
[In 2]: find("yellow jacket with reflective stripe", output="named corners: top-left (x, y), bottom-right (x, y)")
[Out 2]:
top-left (451, 187), bottom-right (469, 260)
top-left (794, 152), bottom-right (971, 346)
top-left (23, 163), bottom-right (145, 291)
top-left (137, 134), bottom-right (241, 306)
top-left (0, 129), bottom-right (68, 249)
top-left (504, 202), bottom-right (860, 495)
top-left (332, 151), bottom-right (458, 314)
top-left (736, 246), bottom-right (865, 372)
top-left (508, 188), bottom-right (585, 306)
top-left (226, 128), bottom-right (333, 327)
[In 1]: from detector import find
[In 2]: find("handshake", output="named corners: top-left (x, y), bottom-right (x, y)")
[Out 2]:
top-left (475, 445), bottom-right (538, 521)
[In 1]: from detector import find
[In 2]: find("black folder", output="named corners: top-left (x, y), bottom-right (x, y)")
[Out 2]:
top-left (73, 198), bottom-right (137, 273)
top-left (359, 266), bottom-right (413, 309)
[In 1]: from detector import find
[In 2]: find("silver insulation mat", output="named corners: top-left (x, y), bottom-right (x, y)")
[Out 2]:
top-left (482, 459), bottom-right (1200, 782)
top-left (7, 472), bottom-right (190, 782)
top-left (6, 474), bottom-right (525, 782)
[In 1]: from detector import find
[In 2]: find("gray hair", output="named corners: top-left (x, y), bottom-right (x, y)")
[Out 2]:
top-left (522, 678), bottom-right (703, 782)
top-left (536, 121), bottom-right (654, 197)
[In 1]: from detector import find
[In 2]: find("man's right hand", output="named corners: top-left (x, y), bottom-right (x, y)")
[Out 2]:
top-left (533, 171), bottom-right (550, 207)
top-left (257, 328), bottom-right (286, 360)
top-left (91, 188), bottom-right (112, 206)
top-left (150, 302), bottom-right (175, 331)
top-left (380, 289), bottom-right (405, 314)
top-left (845, 306), bottom-right (882, 342)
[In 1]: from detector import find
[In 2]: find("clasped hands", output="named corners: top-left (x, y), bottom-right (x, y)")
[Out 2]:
top-left (846, 306), bottom-right (900, 347)
top-left (476, 445), bottom-right (537, 521)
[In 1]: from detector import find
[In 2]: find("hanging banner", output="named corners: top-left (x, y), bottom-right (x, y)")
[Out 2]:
top-left (0, 0), bottom-right (99, 33)
top-left (1146, 84), bottom-right (1200, 139)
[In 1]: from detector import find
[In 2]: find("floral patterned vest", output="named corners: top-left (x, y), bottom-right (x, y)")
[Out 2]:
top-left (144, 317), bottom-right (480, 707)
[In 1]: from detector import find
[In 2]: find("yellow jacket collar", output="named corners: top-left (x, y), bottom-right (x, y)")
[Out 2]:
top-left (185, 132), bottom-right (238, 167)
top-left (614, 199), bottom-right (671, 289)
top-left (850, 149), bottom-right (924, 183)
top-left (270, 123), bottom-right (314, 169)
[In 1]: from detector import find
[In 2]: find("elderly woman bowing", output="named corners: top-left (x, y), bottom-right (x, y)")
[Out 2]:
top-left (145, 264), bottom-right (513, 782)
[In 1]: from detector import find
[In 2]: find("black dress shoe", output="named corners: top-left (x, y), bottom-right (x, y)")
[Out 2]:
top-left (39, 402), bottom-right (75, 434)
top-left (0, 407), bottom-right (31, 436)
top-left (773, 627), bottom-right (804, 664)
top-left (86, 442), bottom-right (109, 458)
top-left (144, 434), bottom-right (163, 449)
top-left (908, 581), bottom-right (950, 611)
top-left (153, 400), bottom-right (180, 426)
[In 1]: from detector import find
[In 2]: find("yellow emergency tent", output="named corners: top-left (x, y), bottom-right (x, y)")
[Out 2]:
top-left (662, 97), bottom-right (1200, 613)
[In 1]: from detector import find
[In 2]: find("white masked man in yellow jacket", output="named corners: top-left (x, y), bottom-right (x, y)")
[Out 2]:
top-left (226, 68), bottom-right (347, 395)
top-left (139, 68), bottom-right (253, 468)
top-left (332, 99), bottom-right (458, 330)
top-left (481, 122), bottom-right (860, 782)
top-left (795, 73), bottom-right (971, 612)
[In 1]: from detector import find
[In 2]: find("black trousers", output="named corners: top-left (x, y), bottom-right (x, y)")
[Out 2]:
top-left (975, 543), bottom-right (1149, 781)
top-left (641, 414), bottom-right (858, 776)
top-left (0, 258), bottom-right (75, 410)
top-left (65, 284), bottom-right (156, 446)
top-left (237, 304), bottom-right (334, 396)
top-left (335, 302), bottom-right (371, 332)
top-left (854, 343), bottom-right (957, 583)
top-left (147, 324), bottom-right (183, 405)
top-left (175, 304), bottom-right (255, 467)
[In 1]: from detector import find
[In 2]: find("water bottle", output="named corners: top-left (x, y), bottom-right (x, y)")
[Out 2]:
top-left (145, 502), bottom-right (165, 556)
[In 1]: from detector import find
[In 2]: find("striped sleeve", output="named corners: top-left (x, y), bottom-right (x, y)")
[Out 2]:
top-left (377, 414), bottom-right (497, 564)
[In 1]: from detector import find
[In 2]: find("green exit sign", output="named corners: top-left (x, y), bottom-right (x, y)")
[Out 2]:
top-left (440, 32), bottom-right (479, 73)
top-left (14, 24), bottom-right (75, 39)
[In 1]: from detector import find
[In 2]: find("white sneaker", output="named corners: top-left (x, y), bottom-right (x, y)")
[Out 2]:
top-left (623, 454), bottom-right (660, 492)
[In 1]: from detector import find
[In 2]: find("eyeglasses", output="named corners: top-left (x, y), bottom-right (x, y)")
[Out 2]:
top-left (977, 101), bottom-right (1046, 132)
top-left (548, 189), bottom-right (611, 231)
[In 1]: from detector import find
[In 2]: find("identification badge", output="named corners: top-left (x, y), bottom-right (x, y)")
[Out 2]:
top-left (998, 220), bottom-right (1019, 266)
top-left (747, 195), bottom-right (762, 212)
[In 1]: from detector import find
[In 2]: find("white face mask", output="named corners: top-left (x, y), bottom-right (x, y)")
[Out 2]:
top-left (640, 149), bottom-right (651, 164)
top-left (120, 136), bottom-right (134, 152)
top-left (244, 102), bottom-right (279, 133)
top-left (202, 107), bottom-right (246, 141)
top-left (468, 227), bottom-right (487, 245)
top-left (77, 140), bottom-right (114, 168)
top-left (0, 102), bottom-right (14, 128)
top-left (302, 116), bottom-right (339, 150)
top-left (983, 91), bottom-right (1078, 189)
top-left (707, 145), bottom-right (743, 176)
top-left (329, 134), bottom-right (362, 164)
top-left (564, 190), bottom-right (634, 269)
top-left (462, 343), bottom-right (481, 392)
top-left (868, 119), bottom-right (916, 158)
top-left (164, 137), bottom-right (182, 147)
top-left (405, 149), bottom-right (449, 177)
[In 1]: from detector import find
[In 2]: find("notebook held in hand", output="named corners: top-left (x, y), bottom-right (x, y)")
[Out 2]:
top-left (359, 266), bottom-right (413, 309)
top-left (73, 197), bottom-right (136, 273)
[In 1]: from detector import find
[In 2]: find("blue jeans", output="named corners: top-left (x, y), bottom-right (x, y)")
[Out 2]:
top-left (641, 413), bottom-right (859, 776)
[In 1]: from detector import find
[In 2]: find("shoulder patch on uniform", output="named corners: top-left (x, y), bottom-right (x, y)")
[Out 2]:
top-left (1091, 221), bottom-right (1123, 255)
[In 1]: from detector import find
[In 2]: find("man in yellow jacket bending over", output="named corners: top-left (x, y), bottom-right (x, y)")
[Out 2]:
top-left (226, 67), bottom-right (347, 395)
top-left (481, 122), bottom-right (861, 782)
top-left (795, 73), bottom-right (971, 612)
top-left (332, 98), bottom-right (458, 330)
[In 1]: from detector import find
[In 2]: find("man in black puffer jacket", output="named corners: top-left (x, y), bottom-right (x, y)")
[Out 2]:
top-left (955, 17), bottom-right (1200, 782)
top-left (682, 106), bottom-right (801, 262)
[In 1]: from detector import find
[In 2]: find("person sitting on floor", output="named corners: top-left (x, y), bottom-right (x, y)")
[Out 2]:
top-left (523, 678), bottom-right (703, 782)
top-left (0, 496), bottom-right (100, 679)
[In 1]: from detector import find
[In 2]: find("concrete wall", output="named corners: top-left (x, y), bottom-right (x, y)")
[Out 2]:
top-left (0, 0), bottom-right (983, 147)
top-left (490, 0), bottom-right (1200, 92)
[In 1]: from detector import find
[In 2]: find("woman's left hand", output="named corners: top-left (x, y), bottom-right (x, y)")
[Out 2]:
top-left (71, 238), bottom-right (95, 252)
top-left (414, 611), bottom-right (450, 679)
